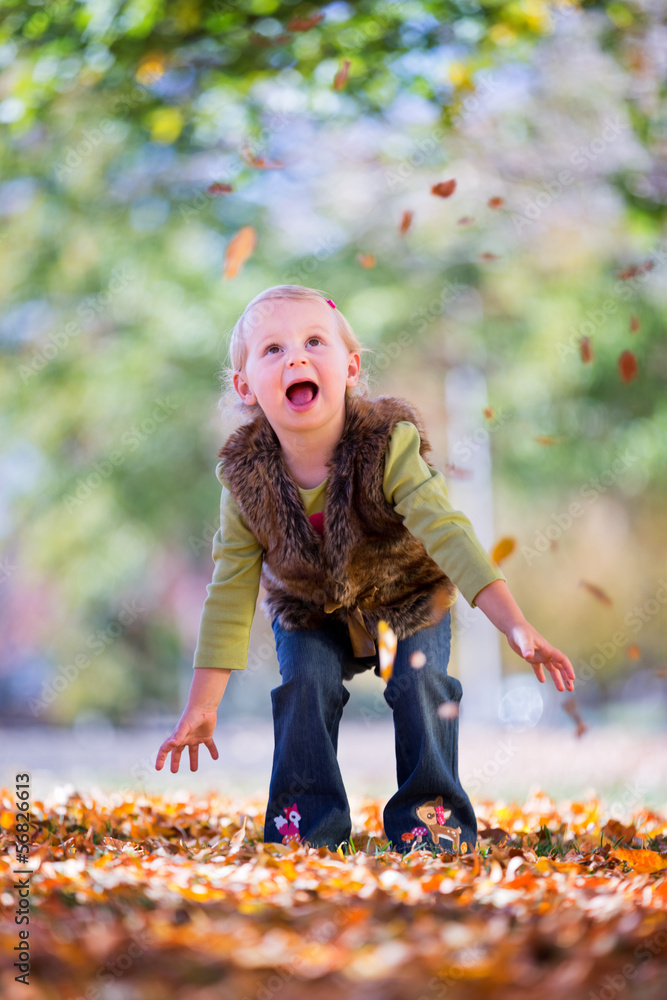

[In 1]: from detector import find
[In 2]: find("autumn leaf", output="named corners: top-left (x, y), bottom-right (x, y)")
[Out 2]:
top-left (4, 784), bottom-right (667, 998)
top-left (579, 580), bottom-right (613, 605)
top-left (627, 644), bottom-right (640, 660)
top-left (534, 434), bottom-right (566, 445)
top-left (563, 696), bottom-right (587, 737)
top-left (287, 13), bottom-right (325, 30)
top-left (356, 253), bottom-right (376, 268)
top-left (480, 251), bottom-right (499, 260)
top-left (240, 148), bottom-right (283, 169)
top-left (611, 847), bottom-right (667, 873)
top-left (618, 260), bottom-right (654, 280)
top-left (333, 59), bottom-right (351, 91)
top-left (443, 462), bottom-right (474, 478)
top-left (580, 336), bottom-right (593, 363)
top-left (224, 226), bottom-right (257, 279)
top-left (483, 406), bottom-right (495, 420)
top-left (207, 182), bottom-right (233, 195)
top-left (491, 537), bottom-right (515, 564)
top-left (431, 179), bottom-right (456, 198)
top-left (457, 216), bottom-right (474, 224)
top-left (399, 210), bottom-right (413, 234)
top-left (618, 349), bottom-right (638, 382)
top-left (629, 314), bottom-right (640, 332)
top-left (488, 196), bottom-right (504, 208)
top-left (377, 620), bottom-right (397, 682)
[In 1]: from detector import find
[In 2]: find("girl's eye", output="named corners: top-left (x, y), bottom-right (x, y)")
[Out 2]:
top-left (265, 337), bottom-right (322, 355)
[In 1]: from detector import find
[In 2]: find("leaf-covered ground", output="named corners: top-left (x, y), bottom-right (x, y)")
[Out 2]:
top-left (2, 788), bottom-right (667, 1000)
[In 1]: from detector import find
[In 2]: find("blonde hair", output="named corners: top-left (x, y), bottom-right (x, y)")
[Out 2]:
top-left (217, 284), bottom-right (376, 423)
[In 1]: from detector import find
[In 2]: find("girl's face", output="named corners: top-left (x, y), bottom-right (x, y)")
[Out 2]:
top-left (233, 298), bottom-right (360, 436)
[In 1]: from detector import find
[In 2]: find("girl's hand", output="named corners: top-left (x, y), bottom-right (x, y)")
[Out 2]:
top-left (155, 706), bottom-right (219, 773)
top-left (505, 622), bottom-right (576, 692)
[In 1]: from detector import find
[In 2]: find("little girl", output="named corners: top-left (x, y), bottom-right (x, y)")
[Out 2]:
top-left (156, 284), bottom-right (575, 856)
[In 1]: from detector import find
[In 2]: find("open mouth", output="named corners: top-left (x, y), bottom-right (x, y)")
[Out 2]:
top-left (285, 381), bottom-right (319, 406)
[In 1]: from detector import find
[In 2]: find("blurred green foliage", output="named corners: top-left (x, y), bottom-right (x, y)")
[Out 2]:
top-left (1, 0), bottom-right (666, 722)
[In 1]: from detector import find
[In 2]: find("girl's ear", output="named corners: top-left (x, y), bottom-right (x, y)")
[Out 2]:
top-left (233, 370), bottom-right (255, 404)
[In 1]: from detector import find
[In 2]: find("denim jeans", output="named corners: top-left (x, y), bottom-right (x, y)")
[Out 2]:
top-left (262, 608), bottom-right (477, 855)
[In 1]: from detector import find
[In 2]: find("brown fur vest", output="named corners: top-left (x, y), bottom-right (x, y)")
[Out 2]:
top-left (217, 394), bottom-right (458, 651)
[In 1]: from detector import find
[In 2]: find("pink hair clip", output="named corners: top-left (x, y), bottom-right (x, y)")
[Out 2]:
top-left (325, 298), bottom-right (336, 309)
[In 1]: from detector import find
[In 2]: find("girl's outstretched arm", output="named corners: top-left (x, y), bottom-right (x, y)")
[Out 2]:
top-left (473, 580), bottom-right (575, 692)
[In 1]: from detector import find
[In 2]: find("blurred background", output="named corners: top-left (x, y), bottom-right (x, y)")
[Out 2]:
top-left (1, 0), bottom-right (666, 808)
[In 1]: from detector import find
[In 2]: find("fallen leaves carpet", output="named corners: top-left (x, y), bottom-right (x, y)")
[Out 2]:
top-left (1, 787), bottom-right (667, 999)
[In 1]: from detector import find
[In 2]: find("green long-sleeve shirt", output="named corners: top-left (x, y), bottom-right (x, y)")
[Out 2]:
top-left (192, 420), bottom-right (506, 670)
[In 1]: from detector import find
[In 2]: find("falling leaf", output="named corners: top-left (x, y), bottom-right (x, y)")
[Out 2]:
top-left (480, 252), bottom-right (499, 260)
top-left (629, 315), bottom-right (640, 332)
top-left (562, 697), bottom-right (587, 737)
top-left (627, 645), bottom-right (640, 660)
top-left (228, 816), bottom-right (247, 855)
top-left (287, 13), bottom-right (325, 30)
top-left (443, 462), bottom-right (474, 479)
top-left (618, 260), bottom-right (654, 280)
top-left (483, 406), bottom-right (495, 420)
top-left (207, 182), bottom-right (233, 195)
top-left (224, 226), bottom-right (257, 280)
top-left (240, 148), bottom-right (283, 169)
top-left (410, 651), bottom-right (426, 669)
top-left (431, 179), bottom-right (456, 198)
top-left (488, 197), bottom-right (504, 208)
top-left (579, 580), bottom-right (613, 606)
top-left (333, 59), bottom-right (351, 91)
top-left (249, 32), bottom-right (292, 47)
top-left (356, 253), bottom-right (376, 268)
top-left (491, 537), bottom-right (515, 564)
top-left (457, 216), bottom-right (474, 225)
top-left (534, 434), bottom-right (565, 445)
top-left (399, 210), bottom-right (413, 234)
top-left (580, 336), bottom-right (593, 363)
top-left (618, 350), bottom-right (638, 382)
top-left (377, 620), bottom-right (397, 682)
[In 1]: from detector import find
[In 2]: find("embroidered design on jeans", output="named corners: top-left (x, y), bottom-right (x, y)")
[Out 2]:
top-left (274, 802), bottom-right (302, 844)
top-left (413, 795), bottom-right (461, 852)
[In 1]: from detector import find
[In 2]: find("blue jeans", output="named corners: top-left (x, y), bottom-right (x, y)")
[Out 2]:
top-left (262, 609), bottom-right (477, 855)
